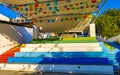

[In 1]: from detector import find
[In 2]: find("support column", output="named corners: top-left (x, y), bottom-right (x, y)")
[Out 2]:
top-left (89, 23), bottom-right (96, 37)
top-left (33, 25), bottom-right (39, 39)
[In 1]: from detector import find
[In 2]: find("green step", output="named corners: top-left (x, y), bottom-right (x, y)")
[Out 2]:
top-left (30, 37), bottom-right (97, 44)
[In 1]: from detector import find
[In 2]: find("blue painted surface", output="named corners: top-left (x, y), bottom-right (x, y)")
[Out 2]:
top-left (15, 52), bottom-right (104, 58)
top-left (116, 51), bottom-right (120, 58)
top-left (101, 42), bottom-right (120, 71)
top-left (102, 42), bottom-right (117, 59)
top-left (100, 42), bottom-right (117, 65)
top-left (107, 42), bottom-right (120, 50)
top-left (0, 4), bottom-right (18, 18)
top-left (8, 57), bottom-right (110, 65)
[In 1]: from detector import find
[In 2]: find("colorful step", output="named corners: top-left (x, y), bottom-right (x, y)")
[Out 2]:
top-left (0, 47), bottom-right (20, 63)
top-left (30, 37), bottom-right (97, 44)
top-left (15, 52), bottom-right (104, 58)
top-left (8, 57), bottom-right (110, 65)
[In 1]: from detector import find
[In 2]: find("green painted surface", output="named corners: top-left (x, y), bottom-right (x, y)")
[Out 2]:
top-left (30, 37), bottom-right (97, 44)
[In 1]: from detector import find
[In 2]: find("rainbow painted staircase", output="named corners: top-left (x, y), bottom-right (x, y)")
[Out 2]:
top-left (0, 37), bottom-right (115, 74)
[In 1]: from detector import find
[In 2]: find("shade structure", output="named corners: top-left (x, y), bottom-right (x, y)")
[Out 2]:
top-left (0, 0), bottom-right (105, 33)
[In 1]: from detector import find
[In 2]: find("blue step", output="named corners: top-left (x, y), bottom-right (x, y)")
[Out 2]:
top-left (116, 58), bottom-right (120, 61)
top-left (8, 57), bottom-right (110, 65)
top-left (15, 52), bottom-right (104, 58)
top-left (116, 52), bottom-right (120, 58)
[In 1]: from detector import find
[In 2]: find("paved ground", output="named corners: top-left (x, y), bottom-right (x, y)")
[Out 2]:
top-left (0, 70), bottom-right (113, 75)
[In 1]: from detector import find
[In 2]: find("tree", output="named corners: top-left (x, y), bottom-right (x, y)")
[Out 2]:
top-left (95, 8), bottom-right (120, 38)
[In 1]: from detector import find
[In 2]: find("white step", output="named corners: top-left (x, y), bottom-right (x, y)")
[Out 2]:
top-left (20, 48), bottom-right (37, 52)
top-left (25, 43), bottom-right (100, 48)
top-left (25, 44), bottom-right (42, 48)
top-left (20, 47), bottom-right (102, 52)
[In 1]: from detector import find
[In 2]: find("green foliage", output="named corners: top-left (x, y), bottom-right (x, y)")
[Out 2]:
top-left (95, 8), bottom-right (120, 38)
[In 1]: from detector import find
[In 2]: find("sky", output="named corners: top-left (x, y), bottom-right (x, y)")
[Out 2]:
top-left (100, 0), bottom-right (120, 13)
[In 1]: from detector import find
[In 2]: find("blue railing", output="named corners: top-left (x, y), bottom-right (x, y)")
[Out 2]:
top-left (0, 4), bottom-right (18, 19)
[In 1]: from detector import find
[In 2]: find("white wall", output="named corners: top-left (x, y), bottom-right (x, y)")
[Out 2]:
top-left (0, 22), bottom-right (33, 43)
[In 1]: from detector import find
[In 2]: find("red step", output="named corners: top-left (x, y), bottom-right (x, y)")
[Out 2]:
top-left (0, 48), bottom-right (20, 63)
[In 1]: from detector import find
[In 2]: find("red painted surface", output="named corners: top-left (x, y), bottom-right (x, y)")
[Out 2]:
top-left (91, 0), bottom-right (97, 3)
top-left (0, 48), bottom-right (20, 63)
